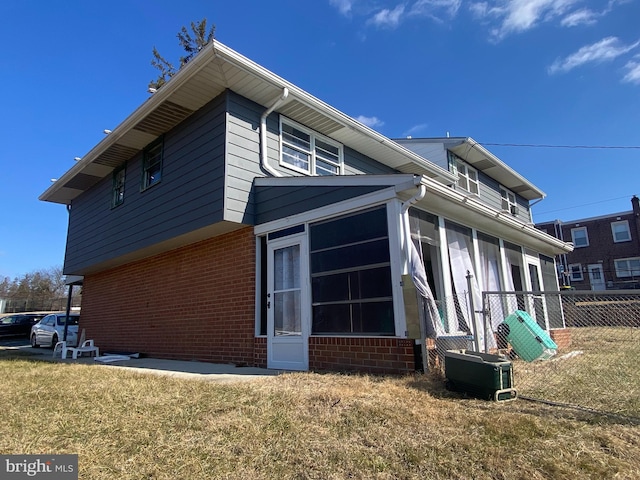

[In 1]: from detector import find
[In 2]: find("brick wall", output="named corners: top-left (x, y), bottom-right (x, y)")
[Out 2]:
top-left (550, 328), bottom-right (572, 349)
top-left (80, 227), bottom-right (258, 365)
top-left (308, 337), bottom-right (416, 374)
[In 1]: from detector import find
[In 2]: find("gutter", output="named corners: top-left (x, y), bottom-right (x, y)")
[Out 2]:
top-left (260, 87), bottom-right (289, 177)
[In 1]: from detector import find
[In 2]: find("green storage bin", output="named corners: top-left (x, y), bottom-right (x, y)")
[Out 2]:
top-left (444, 350), bottom-right (517, 401)
top-left (502, 310), bottom-right (557, 362)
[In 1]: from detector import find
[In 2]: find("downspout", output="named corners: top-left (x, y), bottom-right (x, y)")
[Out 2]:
top-left (260, 87), bottom-right (289, 177)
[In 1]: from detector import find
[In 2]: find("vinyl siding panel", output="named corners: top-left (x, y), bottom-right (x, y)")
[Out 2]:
top-left (478, 171), bottom-right (531, 223)
top-left (64, 93), bottom-right (228, 274)
top-left (394, 140), bottom-right (448, 170)
top-left (255, 185), bottom-right (388, 224)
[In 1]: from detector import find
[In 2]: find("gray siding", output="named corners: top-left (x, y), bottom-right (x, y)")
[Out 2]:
top-left (477, 170), bottom-right (531, 223)
top-left (224, 91), bottom-right (396, 225)
top-left (64, 89), bottom-right (405, 274)
top-left (255, 185), bottom-right (389, 224)
top-left (394, 140), bottom-right (449, 170)
top-left (64, 93), bottom-right (228, 274)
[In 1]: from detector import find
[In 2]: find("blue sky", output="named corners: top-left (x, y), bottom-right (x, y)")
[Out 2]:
top-left (1, 0), bottom-right (638, 279)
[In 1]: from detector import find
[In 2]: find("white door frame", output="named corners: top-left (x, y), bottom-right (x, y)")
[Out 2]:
top-left (266, 233), bottom-right (309, 371)
top-left (587, 264), bottom-right (606, 291)
top-left (524, 251), bottom-right (550, 330)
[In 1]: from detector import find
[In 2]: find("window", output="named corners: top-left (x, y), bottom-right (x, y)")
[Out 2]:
top-left (142, 138), bottom-right (163, 190)
top-left (280, 119), bottom-right (342, 175)
top-left (569, 264), bottom-right (583, 281)
top-left (611, 221), bottom-right (631, 243)
top-left (571, 227), bottom-right (589, 248)
top-left (454, 158), bottom-right (479, 195)
top-left (112, 165), bottom-right (125, 207)
top-left (500, 187), bottom-right (518, 215)
top-left (309, 206), bottom-right (394, 335)
top-left (614, 258), bottom-right (640, 278)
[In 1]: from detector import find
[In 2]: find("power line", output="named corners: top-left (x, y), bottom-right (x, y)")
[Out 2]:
top-left (534, 194), bottom-right (637, 215)
top-left (481, 142), bottom-right (640, 149)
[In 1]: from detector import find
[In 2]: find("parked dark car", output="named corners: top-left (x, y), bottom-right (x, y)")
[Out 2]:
top-left (0, 314), bottom-right (47, 338)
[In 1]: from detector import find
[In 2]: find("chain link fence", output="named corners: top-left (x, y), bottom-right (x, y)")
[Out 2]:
top-left (482, 290), bottom-right (640, 421)
top-left (0, 296), bottom-right (81, 314)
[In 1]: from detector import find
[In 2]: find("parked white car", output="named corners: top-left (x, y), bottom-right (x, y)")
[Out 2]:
top-left (30, 313), bottom-right (79, 348)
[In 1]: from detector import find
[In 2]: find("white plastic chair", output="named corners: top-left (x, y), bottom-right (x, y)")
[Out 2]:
top-left (53, 329), bottom-right (100, 359)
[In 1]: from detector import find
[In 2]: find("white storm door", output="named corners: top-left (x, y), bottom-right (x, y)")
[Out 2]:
top-left (588, 264), bottom-right (606, 291)
top-left (267, 235), bottom-right (309, 371)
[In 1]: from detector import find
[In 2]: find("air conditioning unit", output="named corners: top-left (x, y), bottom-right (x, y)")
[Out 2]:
top-left (509, 205), bottom-right (518, 215)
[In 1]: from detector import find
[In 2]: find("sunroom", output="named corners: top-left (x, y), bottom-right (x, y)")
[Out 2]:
top-left (253, 173), bottom-right (572, 372)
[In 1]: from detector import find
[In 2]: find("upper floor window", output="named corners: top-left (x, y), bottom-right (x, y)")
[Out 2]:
top-left (569, 264), bottom-right (583, 281)
top-left (611, 220), bottom-right (631, 243)
top-left (453, 158), bottom-right (479, 195)
top-left (614, 257), bottom-right (640, 278)
top-left (112, 165), bottom-right (125, 207)
top-left (280, 119), bottom-right (343, 176)
top-left (500, 187), bottom-right (518, 215)
top-left (571, 226), bottom-right (589, 248)
top-left (142, 138), bottom-right (163, 190)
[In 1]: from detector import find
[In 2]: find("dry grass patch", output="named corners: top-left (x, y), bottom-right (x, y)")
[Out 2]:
top-left (1, 359), bottom-right (639, 479)
top-left (513, 327), bottom-right (640, 417)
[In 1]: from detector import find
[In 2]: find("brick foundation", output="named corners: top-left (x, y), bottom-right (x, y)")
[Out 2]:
top-left (308, 337), bottom-right (416, 374)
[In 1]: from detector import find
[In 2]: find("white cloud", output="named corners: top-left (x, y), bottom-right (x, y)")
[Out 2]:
top-left (330, 0), bottom-right (355, 16)
top-left (355, 115), bottom-right (385, 128)
top-left (402, 123), bottom-right (429, 137)
top-left (367, 4), bottom-right (406, 29)
top-left (491, 0), bottom-right (579, 40)
top-left (470, 0), bottom-right (629, 40)
top-left (560, 8), bottom-right (598, 27)
top-left (469, 1), bottom-right (490, 17)
top-left (410, 0), bottom-right (462, 19)
top-left (548, 37), bottom-right (640, 74)
top-left (622, 59), bottom-right (640, 84)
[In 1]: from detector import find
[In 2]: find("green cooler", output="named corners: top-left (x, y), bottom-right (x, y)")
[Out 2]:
top-left (444, 350), bottom-right (517, 401)
top-left (501, 310), bottom-right (557, 362)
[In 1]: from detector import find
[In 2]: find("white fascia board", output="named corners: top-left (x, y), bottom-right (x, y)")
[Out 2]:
top-left (254, 173), bottom-right (420, 189)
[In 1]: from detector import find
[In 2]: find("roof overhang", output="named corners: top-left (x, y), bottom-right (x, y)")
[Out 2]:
top-left (399, 137), bottom-right (545, 201)
top-left (40, 41), bottom-right (456, 205)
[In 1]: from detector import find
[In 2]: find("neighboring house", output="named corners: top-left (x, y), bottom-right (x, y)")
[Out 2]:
top-left (536, 196), bottom-right (640, 291)
top-left (40, 41), bottom-right (572, 374)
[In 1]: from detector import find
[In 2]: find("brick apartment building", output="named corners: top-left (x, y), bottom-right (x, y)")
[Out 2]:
top-left (536, 196), bottom-right (640, 290)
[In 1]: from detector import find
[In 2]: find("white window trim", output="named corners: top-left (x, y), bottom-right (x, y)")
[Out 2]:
top-left (571, 226), bottom-right (589, 248)
top-left (279, 117), bottom-right (344, 176)
top-left (500, 186), bottom-right (518, 215)
top-left (569, 263), bottom-right (583, 281)
top-left (453, 158), bottom-right (479, 195)
top-left (611, 220), bottom-right (631, 243)
top-left (614, 257), bottom-right (640, 278)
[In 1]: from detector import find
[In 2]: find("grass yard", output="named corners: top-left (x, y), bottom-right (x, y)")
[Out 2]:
top-left (512, 326), bottom-right (640, 418)
top-left (1, 358), bottom-right (639, 479)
